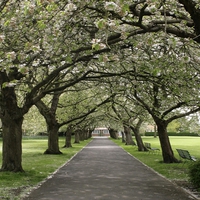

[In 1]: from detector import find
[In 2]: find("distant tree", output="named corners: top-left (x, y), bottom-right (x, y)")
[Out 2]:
top-left (167, 120), bottom-right (181, 133)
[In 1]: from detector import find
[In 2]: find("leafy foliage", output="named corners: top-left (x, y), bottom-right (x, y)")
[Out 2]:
top-left (189, 160), bottom-right (200, 190)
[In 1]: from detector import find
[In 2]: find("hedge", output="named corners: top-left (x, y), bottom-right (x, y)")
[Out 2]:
top-left (144, 132), bottom-right (199, 136)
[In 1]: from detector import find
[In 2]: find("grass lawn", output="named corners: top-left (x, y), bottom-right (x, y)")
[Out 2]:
top-left (112, 136), bottom-right (200, 181)
top-left (0, 136), bottom-right (199, 199)
top-left (0, 136), bottom-right (92, 200)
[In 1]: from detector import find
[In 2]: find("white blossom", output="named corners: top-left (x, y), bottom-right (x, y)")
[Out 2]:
top-left (108, 20), bottom-right (117, 30)
top-left (182, 56), bottom-right (191, 63)
top-left (32, 59), bottom-right (40, 67)
top-left (66, 3), bottom-right (77, 12)
top-left (6, 51), bottom-right (16, 60)
top-left (61, 61), bottom-right (66, 65)
top-left (31, 45), bottom-right (41, 53)
top-left (5, 82), bottom-right (17, 88)
top-left (0, 35), bottom-right (5, 42)
top-left (99, 43), bottom-right (107, 49)
top-left (104, 2), bottom-right (120, 12)
top-left (91, 39), bottom-right (101, 44)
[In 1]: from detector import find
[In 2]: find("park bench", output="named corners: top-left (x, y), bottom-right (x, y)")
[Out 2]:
top-left (144, 142), bottom-right (160, 153)
top-left (176, 149), bottom-right (197, 162)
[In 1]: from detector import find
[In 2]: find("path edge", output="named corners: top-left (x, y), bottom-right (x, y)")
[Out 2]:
top-left (111, 139), bottom-right (199, 200)
top-left (21, 138), bottom-right (94, 199)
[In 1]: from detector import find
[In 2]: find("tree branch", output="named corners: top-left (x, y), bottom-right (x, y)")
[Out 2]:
top-left (0, 0), bottom-right (9, 12)
top-left (59, 94), bottom-right (115, 127)
top-left (166, 107), bottom-right (200, 124)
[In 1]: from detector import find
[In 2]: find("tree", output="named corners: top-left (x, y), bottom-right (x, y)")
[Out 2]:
top-left (110, 102), bottom-right (136, 145)
top-left (0, 0), bottom-right (135, 171)
top-left (35, 95), bottom-right (62, 154)
top-left (125, 36), bottom-right (200, 163)
top-left (96, 1), bottom-right (200, 43)
top-left (110, 99), bottom-right (147, 151)
top-left (91, 27), bottom-right (200, 162)
top-left (0, 1), bottom-right (123, 172)
top-left (167, 120), bottom-right (181, 133)
top-left (64, 125), bottom-right (73, 148)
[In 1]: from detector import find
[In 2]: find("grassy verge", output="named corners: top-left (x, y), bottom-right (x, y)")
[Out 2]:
top-left (0, 137), bottom-right (92, 200)
top-left (111, 136), bottom-right (200, 181)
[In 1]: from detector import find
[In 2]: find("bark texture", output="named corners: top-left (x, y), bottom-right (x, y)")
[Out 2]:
top-left (63, 126), bottom-right (73, 148)
top-left (0, 86), bottom-right (24, 172)
top-left (35, 100), bottom-right (62, 154)
top-left (156, 120), bottom-right (179, 163)
top-left (130, 119), bottom-right (148, 151)
top-left (123, 125), bottom-right (135, 145)
top-left (179, 0), bottom-right (200, 43)
top-left (121, 131), bottom-right (126, 143)
top-left (109, 128), bottom-right (118, 139)
top-left (44, 123), bottom-right (62, 154)
top-left (74, 132), bottom-right (80, 144)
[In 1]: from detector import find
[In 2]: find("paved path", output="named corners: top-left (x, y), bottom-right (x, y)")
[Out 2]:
top-left (24, 138), bottom-right (197, 200)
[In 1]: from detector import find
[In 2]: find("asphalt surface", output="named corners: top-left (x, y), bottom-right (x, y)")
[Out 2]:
top-left (23, 138), bottom-right (197, 200)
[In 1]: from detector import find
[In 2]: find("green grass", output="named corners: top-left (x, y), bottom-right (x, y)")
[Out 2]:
top-left (1, 136), bottom-right (199, 199)
top-left (0, 137), bottom-right (91, 200)
top-left (112, 136), bottom-right (200, 181)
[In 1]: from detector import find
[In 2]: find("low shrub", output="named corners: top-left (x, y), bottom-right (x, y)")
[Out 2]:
top-left (189, 160), bottom-right (200, 190)
top-left (144, 132), bottom-right (199, 136)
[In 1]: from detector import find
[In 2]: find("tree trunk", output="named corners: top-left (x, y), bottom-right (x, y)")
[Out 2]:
top-left (85, 129), bottom-right (90, 139)
top-left (82, 130), bottom-right (87, 140)
top-left (121, 131), bottom-right (126, 143)
top-left (88, 129), bottom-right (93, 138)
top-left (35, 100), bottom-right (62, 154)
top-left (63, 126), bottom-right (73, 148)
top-left (64, 131), bottom-right (72, 148)
top-left (123, 125), bottom-right (135, 145)
top-left (156, 120), bottom-right (179, 163)
top-left (178, 0), bottom-right (200, 43)
top-left (74, 132), bottom-right (80, 144)
top-left (109, 128), bottom-right (118, 139)
top-left (79, 131), bottom-right (85, 141)
top-left (0, 86), bottom-right (24, 172)
top-left (1, 115), bottom-right (24, 172)
top-left (44, 123), bottom-right (62, 154)
top-left (130, 120), bottom-right (148, 151)
top-left (154, 124), bottom-right (157, 138)
top-left (134, 132), bottom-right (147, 151)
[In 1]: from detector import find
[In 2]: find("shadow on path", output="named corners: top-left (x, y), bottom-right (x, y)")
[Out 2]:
top-left (24, 138), bottom-right (197, 200)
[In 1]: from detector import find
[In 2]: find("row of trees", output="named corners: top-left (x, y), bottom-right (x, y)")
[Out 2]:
top-left (0, 0), bottom-right (200, 172)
